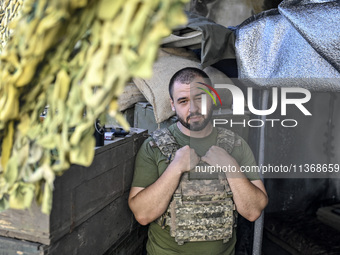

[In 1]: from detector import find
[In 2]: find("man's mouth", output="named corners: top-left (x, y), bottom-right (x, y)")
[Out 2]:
top-left (188, 115), bottom-right (203, 122)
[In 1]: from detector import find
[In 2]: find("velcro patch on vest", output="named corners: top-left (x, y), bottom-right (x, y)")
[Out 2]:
top-left (189, 162), bottom-right (221, 180)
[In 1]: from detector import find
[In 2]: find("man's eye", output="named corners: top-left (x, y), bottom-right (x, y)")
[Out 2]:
top-left (179, 100), bottom-right (188, 104)
top-left (195, 97), bottom-right (202, 101)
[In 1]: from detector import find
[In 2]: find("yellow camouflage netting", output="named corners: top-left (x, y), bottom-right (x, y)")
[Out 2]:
top-left (0, 0), bottom-right (187, 214)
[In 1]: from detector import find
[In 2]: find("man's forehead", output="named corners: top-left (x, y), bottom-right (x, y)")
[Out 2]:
top-left (173, 84), bottom-right (205, 100)
top-left (173, 77), bottom-right (207, 92)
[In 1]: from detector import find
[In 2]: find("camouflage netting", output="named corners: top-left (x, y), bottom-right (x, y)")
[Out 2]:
top-left (0, 0), bottom-right (188, 214)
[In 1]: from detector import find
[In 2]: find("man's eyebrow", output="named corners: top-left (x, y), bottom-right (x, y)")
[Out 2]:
top-left (194, 92), bottom-right (205, 97)
top-left (177, 96), bottom-right (188, 102)
top-left (177, 92), bottom-right (205, 102)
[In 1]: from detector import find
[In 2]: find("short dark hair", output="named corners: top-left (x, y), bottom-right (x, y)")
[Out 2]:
top-left (168, 67), bottom-right (212, 100)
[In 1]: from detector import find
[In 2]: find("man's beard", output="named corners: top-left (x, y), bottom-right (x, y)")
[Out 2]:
top-left (177, 107), bottom-right (213, 131)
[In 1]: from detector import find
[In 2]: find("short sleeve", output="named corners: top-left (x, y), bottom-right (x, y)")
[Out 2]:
top-left (231, 135), bottom-right (260, 181)
top-left (131, 138), bottom-right (161, 188)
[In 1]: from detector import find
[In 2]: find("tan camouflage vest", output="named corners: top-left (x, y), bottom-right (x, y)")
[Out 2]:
top-left (150, 127), bottom-right (239, 245)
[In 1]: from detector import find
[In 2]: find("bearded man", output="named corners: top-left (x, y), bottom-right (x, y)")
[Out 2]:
top-left (128, 67), bottom-right (268, 255)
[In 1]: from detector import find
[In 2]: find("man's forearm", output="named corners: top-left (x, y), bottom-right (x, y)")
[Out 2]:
top-left (129, 145), bottom-right (200, 225)
top-left (227, 171), bottom-right (268, 222)
top-left (201, 145), bottom-right (268, 222)
top-left (128, 163), bottom-right (182, 225)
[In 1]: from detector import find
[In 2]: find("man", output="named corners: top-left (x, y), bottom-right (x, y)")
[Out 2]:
top-left (129, 67), bottom-right (268, 254)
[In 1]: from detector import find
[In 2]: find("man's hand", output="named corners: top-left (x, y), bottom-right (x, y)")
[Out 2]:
top-left (201, 145), bottom-right (238, 170)
top-left (172, 145), bottom-right (200, 173)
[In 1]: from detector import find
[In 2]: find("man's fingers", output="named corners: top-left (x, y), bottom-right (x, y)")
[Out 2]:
top-left (201, 155), bottom-right (210, 165)
top-left (174, 145), bottom-right (201, 172)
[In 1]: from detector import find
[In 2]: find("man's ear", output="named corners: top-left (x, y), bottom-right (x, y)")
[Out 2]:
top-left (170, 98), bottom-right (175, 111)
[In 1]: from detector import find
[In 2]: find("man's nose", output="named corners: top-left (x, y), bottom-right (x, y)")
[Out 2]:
top-left (190, 100), bottom-right (199, 113)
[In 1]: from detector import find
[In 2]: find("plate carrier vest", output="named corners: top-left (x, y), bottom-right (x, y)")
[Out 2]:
top-left (150, 127), bottom-right (239, 245)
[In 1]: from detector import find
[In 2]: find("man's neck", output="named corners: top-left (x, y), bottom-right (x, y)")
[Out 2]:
top-left (176, 122), bottom-right (213, 138)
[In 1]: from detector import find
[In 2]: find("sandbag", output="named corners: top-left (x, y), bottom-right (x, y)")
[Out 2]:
top-left (118, 82), bottom-right (146, 112)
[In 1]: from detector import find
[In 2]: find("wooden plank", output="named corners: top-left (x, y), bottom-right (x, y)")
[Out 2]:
top-left (70, 161), bottom-right (125, 232)
top-left (44, 192), bottom-right (139, 255)
top-left (0, 236), bottom-right (43, 255)
top-left (0, 200), bottom-right (49, 245)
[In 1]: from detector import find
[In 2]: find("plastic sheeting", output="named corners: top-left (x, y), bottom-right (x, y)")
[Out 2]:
top-left (161, 12), bottom-right (237, 69)
top-left (235, 0), bottom-right (340, 91)
top-left (186, 12), bottom-right (236, 68)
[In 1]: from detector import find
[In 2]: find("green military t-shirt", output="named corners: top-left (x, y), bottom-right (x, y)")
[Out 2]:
top-left (131, 123), bottom-right (259, 255)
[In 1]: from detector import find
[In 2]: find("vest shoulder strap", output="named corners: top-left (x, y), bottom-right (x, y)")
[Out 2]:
top-left (216, 127), bottom-right (237, 154)
top-left (151, 128), bottom-right (180, 160)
